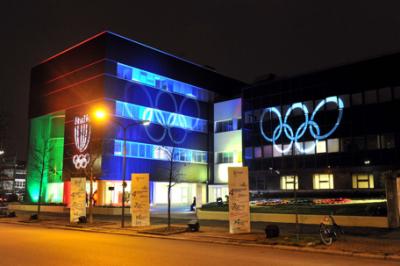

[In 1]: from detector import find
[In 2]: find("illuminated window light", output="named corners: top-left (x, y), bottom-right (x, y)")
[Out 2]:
top-left (114, 140), bottom-right (207, 164)
top-left (116, 63), bottom-right (214, 102)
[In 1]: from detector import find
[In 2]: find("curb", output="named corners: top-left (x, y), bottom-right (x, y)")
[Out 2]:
top-left (1, 220), bottom-right (399, 262)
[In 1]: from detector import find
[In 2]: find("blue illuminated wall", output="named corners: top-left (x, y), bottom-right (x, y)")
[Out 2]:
top-left (100, 62), bottom-right (212, 183)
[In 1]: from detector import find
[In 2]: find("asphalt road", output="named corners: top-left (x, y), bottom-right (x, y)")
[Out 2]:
top-left (0, 224), bottom-right (397, 266)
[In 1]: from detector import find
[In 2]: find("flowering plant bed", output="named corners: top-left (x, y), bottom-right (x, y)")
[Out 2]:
top-left (201, 199), bottom-right (387, 216)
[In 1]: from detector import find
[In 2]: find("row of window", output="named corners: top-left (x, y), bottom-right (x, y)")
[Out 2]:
top-left (245, 133), bottom-right (396, 159)
top-left (114, 140), bottom-right (207, 164)
top-left (280, 173), bottom-right (374, 190)
top-left (14, 180), bottom-right (25, 188)
top-left (115, 100), bottom-right (208, 133)
top-left (215, 118), bottom-right (242, 133)
top-left (215, 151), bottom-right (242, 164)
top-left (245, 86), bottom-right (400, 124)
top-left (116, 63), bottom-right (214, 102)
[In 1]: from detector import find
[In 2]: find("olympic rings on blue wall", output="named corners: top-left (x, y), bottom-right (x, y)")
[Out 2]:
top-left (116, 89), bottom-right (204, 145)
top-left (259, 96), bottom-right (344, 154)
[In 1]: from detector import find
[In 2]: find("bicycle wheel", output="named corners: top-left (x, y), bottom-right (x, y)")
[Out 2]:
top-left (320, 223), bottom-right (333, 245)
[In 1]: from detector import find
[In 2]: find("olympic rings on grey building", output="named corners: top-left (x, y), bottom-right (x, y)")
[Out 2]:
top-left (259, 96), bottom-right (344, 154)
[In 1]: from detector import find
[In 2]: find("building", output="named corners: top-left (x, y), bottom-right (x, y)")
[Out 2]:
top-left (26, 31), bottom-right (244, 207)
top-left (26, 31), bottom-right (400, 208)
top-left (0, 160), bottom-right (26, 200)
top-left (242, 53), bottom-right (400, 199)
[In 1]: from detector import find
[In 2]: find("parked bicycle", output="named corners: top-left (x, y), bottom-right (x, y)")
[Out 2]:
top-left (319, 214), bottom-right (344, 245)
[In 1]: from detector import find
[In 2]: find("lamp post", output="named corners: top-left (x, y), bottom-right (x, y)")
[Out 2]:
top-left (94, 108), bottom-right (150, 228)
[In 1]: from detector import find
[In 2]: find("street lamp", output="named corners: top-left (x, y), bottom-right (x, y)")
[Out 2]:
top-left (94, 108), bottom-right (149, 228)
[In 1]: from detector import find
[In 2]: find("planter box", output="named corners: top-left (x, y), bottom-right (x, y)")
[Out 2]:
top-left (197, 209), bottom-right (389, 228)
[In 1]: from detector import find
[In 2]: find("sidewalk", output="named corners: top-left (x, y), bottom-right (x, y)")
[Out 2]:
top-left (1, 211), bottom-right (399, 261)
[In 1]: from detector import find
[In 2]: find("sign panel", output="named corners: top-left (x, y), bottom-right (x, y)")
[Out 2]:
top-left (70, 177), bottom-right (86, 223)
top-left (228, 167), bottom-right (250, 234)
top-left (72, 114), bottom-right (91, 169)
top-left (130, 173), bottom-right (150, 227)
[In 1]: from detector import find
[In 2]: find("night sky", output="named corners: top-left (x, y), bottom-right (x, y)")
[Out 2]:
top-left (1, 0), bottom-right (400, 160)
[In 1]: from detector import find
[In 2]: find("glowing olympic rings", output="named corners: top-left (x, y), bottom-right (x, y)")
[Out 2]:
top-left (259, 96), bottom-right (344, 154)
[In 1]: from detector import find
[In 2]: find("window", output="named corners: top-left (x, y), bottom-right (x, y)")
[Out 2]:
top-left (273, 144), bottom-right (283, 157)
top-left (215, 120), bottom-right (233, 133)
top-left (339, 94), bottom-right (350, 108)
top-left (115, 140), bottom-right (207, 164)
top-left (313, 174), bottom-right (334, 189)
top-left (304, 141), bottom-right (316, 154)
top-left (380, 134), bottom-right (395, 149)
top-left (283, 144), bottom-right (293, 155)
top-left (366, 135), bottom-right (380, 150)
top-left (304, 101), bottom-right (314, 112)
top-left (244, 147), bottom-right (253, 159)
top-left (394, 86), bottom-right (400, 99)
top-left (116, 101), bottom-right (207, 133)
top-left (316, 140), bottom-right (327, 153)
top-left (353, 136), bottom-right (365, 151)
top-left (326, 96), bottom-right (339, 110)
top-left (216, 152), bottom-right (234, 164)
top-left (116, 63), bottom-right (213, 102)
top-left (236, 118), bottom-right (242, 130)
top-left (352, 174), bottom-right (374, 189)
top-left (263, 145), bottom-right (273, 158)
top-left (244, 111), bottom-right (254, 124)
top-left (378, 87), bottom-right (392, 102)
top-left (351, 93), bottom-right (363, 105)
top-left (340, 138), bottom-right (351, 152)
top-left (254, 147), bottom-right (262, 158)
top-left (280, 176), bottom-right (299, 190)
top-left (364, 90), bottom-right (377, 104)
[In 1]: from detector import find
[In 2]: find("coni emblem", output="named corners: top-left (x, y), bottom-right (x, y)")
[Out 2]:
top-left (72, 114), bottom-right (91, 169)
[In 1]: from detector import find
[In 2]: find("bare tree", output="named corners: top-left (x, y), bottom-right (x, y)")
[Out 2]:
top-left (28, 132), bottom-right (53, 219)
top-left (155, 146), bottom-right (182, 229)
top-left (83, 140), bottom-right (102, 224)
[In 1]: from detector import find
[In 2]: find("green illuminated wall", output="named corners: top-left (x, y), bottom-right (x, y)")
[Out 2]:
top-left (26, 113), bottom-right (65, 203)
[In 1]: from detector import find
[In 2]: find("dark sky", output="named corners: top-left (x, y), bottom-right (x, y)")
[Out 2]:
top-left (1, 0), bottom-right (400, 160)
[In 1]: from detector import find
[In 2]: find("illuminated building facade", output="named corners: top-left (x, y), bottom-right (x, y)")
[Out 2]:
top-left (26, 31), bottom-right (400, 207)
top-left (26, 31), bottom-right (244, 206)
top-left (243, 54), bottom-right (400, 198)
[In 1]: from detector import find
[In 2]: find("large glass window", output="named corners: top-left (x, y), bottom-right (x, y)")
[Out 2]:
top-left (116, 101), bottom-right (207, 133)
top-left (313, 174), bottom-right (334, 189)
top-left (352, 174), bottom-right (374, 189)
top-left (114, 140), bottom-right (207, 164)
top-left (116, 63), bottom-right (214, 102)
top-left (280, 176), bottom-right (299, 190)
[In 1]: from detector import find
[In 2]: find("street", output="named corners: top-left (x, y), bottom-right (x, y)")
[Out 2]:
top-left (0, 223), bottom-right (397, 266)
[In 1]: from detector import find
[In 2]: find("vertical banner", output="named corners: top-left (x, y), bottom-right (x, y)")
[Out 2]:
top-left (70, 177), bottom-right (86, 223)
top-left (130, 173), bottom-right (150, 227)
top-left (228, 167), bottom-right (250, 234)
